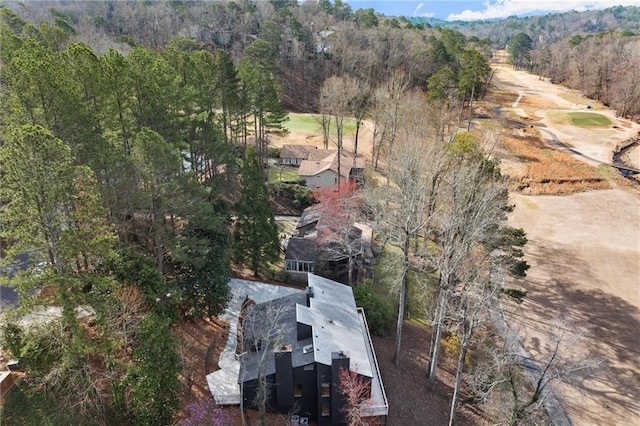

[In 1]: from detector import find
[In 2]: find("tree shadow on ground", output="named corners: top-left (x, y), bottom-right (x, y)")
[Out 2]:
top-left (372, 321), bottom-right (482, 426)
top-left (506, 241), bottom-right (640, 420)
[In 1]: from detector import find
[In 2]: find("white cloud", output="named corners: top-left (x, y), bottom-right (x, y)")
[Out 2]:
top-left (414, 2), bottom-right (435, 18)
top-left (447, 0), bottom-right (640, 21)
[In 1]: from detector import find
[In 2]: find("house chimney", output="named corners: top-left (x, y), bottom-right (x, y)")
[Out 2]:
top-left (306, 286), bottom-right (314, 307)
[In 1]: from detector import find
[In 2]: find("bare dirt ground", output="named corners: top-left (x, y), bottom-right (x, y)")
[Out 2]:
top-left (489, 66), bottom-right (640, 426)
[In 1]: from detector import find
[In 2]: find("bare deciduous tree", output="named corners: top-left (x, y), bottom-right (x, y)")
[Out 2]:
top-left (348, 78), bottom-right (371, 158)
top-left (319, 75), bottom-right (369, 188)
top-left (109, 285), bottom-right (145, 348)
top-left (424, 133), bottom-right (510, 387)
top-left (239, 298), bottom-right (294, 426)
top-left (366, 111), bottom-right (448, 366)
top-left (313, 181), bottom-right (364, 286)
top-left (471, 317), bottom-right (600, 426)
top-left (447, 261), bottom-right (504, 425)
top-left (370, 72), bottom-right (409, 171)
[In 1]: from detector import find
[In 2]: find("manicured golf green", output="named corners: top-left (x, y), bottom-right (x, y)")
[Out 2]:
top-left (285, 113), bottom-right (357, 136)
top-left (546, 111), bottom-right (612, 127)
top-left (566, 112), bottom-right (612, 127)
top-left (285, 113), bottom-right (322, 133)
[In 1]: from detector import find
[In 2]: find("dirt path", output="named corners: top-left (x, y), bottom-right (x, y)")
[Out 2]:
top-left (493, 66), bottom-right (640, 425)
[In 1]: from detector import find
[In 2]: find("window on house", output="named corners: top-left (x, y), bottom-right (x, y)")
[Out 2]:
top-left (321, 403), bottom-right (330, 416)
top-left (293, 384), bottom-right (302, 397)
top-left (321, 383), bottom-right (330, 397)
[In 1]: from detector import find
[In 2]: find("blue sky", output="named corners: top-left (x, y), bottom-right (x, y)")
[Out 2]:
top-left (344, 0), bottom-right (640, 21)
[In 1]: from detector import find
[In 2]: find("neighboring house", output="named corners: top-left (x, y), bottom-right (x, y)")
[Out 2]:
top-left (316, 29), bottom-right (336, 53)
top-left (298, 151), bottom-right (365, 189)
top-left (284, 237), bottom-right (317, 279)
top-left (284, 204), bottom-right (373, 284)
top-left (239, 274), bottom-right (388, 425)
top-left (280, 145), bottom-right (319, 166)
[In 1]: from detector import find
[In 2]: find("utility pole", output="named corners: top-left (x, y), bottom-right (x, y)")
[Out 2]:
top-left (467, 72), bottom-right (477, 131)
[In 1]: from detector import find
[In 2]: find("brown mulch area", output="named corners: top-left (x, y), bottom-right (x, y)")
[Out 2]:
top-left (173, 317), bottom-right (234, 424)
top-left (372, 321), bottom-right (484, 426)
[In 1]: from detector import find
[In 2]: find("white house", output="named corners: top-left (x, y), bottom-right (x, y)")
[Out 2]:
top-left (298, 151), bottom-right (365, 188)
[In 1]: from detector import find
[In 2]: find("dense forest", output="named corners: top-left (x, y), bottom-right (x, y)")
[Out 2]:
top-left (0, 1), bottom-right (636, 425)
top-left (418, 5), bottom-right (640, 46)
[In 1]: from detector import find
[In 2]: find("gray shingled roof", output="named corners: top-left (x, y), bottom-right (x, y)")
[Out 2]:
top-left (284, 238), bottom-right (318, 262)
top-left (280, 144), bottom-right (316, 160)
top-left (296, 204), bottom-right (324, 229)
top-left (240, 274), bottom-right (373, 382)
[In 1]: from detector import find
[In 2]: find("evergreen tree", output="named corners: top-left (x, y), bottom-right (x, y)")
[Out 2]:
top-left (458, 48), bottom-right (491, 102)
top-left (508, 32), bottom-right (534, 69)
top-left (215, 49), bottom-right (242, 144)
top-left (234, 147), bottom-right (280, 276)
top-left (239, 61), bottom-right (289, 167)
top-left (126, 313), bottom-right (181, 425)
top-left (172, 182), bottom-right (231, 317)
top-left (0, 125), bottom-right (115, 278)
top-left (131, 127), bottom-right (182, 274)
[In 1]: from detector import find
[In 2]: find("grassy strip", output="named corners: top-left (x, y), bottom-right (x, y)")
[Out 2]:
top-left (546, 111), bottom-right (612, 127)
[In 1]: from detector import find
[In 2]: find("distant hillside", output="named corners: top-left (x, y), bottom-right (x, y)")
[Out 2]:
top-left (409, 5), bottom-right (640, 48)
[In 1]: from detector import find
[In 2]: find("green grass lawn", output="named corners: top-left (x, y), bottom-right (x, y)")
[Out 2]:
top-left (286, 113), bottom-right (358, 137)
top-left (372, 242), bottom-right (438, 319)
top-left (547, 111), bottom-right (612, 127)
top-left (567, 112), bottom-right (612, 127)
top-left (268, 166), bottom-right (300, 182)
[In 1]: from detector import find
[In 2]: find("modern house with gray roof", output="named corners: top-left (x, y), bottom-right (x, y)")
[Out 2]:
top-left (239, 274), bottom-right (387, 425)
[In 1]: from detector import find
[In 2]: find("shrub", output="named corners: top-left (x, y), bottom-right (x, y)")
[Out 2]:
top-left (0, 322), bottom-right (24, 358)
top-left (353, 280), bottom-right (392, 336)
top-left (267, 146), bottom-right (281, 158)
top-left (180, 399), bottom-right (232, 426)
top-left (97, 249), bottom-right (180, 322)
top-left (502, 288), bottom-right (527, 303)
top-left (441, 333), bottom-right (461, 359)
top-left (267, 182), bottom-right (315, 209)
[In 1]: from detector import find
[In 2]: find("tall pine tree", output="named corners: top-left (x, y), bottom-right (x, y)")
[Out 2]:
top-left (234, 147), bottom-right (280, 276)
